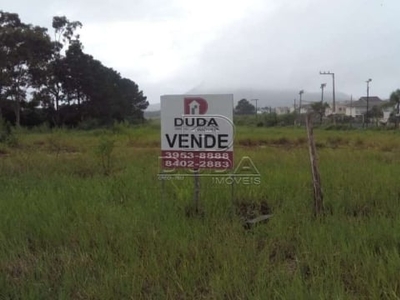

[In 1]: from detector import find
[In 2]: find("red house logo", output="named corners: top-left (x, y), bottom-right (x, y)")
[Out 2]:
top-left (184, 97), bottom-right (208, 115)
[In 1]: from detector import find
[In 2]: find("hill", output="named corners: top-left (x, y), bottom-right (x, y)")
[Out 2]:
top-left (185, 87), bottom-right (351, 108)
top-left (145, 87), bottom-right (351, 116)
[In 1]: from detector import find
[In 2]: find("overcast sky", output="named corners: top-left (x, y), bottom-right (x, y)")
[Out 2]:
top-left (2, 0), bottom-right (400, 104)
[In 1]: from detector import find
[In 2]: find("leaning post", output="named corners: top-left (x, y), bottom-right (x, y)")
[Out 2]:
top-left (305, 113), bottom-right (324, 217)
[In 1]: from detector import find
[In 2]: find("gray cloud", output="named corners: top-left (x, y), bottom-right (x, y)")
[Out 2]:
top-left (2, 0), bottom-right (399, 104)
top-left (189, 0), bottom-right (400, 99)
top-left (3, 0), bottom-right (181, 25)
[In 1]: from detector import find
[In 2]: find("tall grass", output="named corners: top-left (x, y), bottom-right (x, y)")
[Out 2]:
top-left (1, 126), bottom-right (400, 299)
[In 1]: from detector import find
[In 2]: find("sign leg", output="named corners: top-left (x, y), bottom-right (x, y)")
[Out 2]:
top-left (194, 169), bottom-right (200, 213)
top-left (230, 174), bottom-right (236, 218)
top-left (161, 169), bottom-right (165, 202)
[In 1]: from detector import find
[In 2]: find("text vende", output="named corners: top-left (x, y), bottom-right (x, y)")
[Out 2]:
top-left (165, 134), bottom-right (229, 149)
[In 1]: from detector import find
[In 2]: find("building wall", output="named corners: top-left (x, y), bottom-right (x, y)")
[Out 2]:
top-left (345, 106), bottom-right (366, 117)
top-left (275, 107), bottom-right (290, 115)
top-left (325, 103), bottom-right (347, 116)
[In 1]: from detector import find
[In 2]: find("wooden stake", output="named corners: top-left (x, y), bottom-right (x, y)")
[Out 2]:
top-left (305, 113), bottom-right (324, 217)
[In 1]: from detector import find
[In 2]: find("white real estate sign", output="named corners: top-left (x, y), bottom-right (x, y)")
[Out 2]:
top-left (160, 94), bottom-right (234, 170)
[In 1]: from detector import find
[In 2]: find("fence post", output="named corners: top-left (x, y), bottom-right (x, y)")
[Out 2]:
top-left (305, 113), bottom-right (324, 217)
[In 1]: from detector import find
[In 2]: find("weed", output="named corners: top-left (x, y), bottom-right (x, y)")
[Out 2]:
top-left (95, 135), bottom-right (115, 175)
top-left (46, 133), bottom-right (63, 158)
top-left (1, 126), bottom-right (400, 299)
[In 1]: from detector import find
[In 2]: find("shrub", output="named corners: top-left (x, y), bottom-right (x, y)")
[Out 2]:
top-left (0, 119), bottom-right (19, 147)
top-left (77, 118), bottom-right (100, 131)
top-left (95, 136), bottom-right (115, 175)
top-left (111, 120), bottom-right (130, 134)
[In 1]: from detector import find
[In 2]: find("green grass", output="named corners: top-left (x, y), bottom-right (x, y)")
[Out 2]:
top-left (1, 125), bottom-right (400, 299)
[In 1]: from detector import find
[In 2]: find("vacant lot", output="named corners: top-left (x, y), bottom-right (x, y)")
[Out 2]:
top-left (1, 125), bottom-right (400, 299)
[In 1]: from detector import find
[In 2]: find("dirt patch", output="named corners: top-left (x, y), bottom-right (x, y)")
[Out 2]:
top-left (237, 137), bottom-right (308, 149)
top-left (33, 140), bottom-right (46, 146)
top-left (1, 253), bottom-right (38, 284)
top-left (0, 148), bottom-right (9, 157)
top-left (238, 138), bottom-right (258, 147)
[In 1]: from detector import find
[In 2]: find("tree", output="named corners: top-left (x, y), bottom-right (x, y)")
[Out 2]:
top-left (0, 11), bottom-right (52, 126)
top-left (0, 11), bottom-right (148, 128)
top-left (52, 16), bottom-right (82, 47)
top-left (311, 101), bottom-right (329, 124)
top-left (61, 43), bottom-right (148, 125)
top-left (32, 16), bottom-right (82, 125)
top-left (235, 99), bottom-right (255, 115)
top-left (0, 11), bottom-right (22, 119)
top-left (369, 105), bottom-right (383, 126)
top-left (117, 78), bottom-right (148, 122)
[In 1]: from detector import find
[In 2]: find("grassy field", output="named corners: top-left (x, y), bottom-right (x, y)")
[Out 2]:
top-left (1, 123), bottom-right (400, 299)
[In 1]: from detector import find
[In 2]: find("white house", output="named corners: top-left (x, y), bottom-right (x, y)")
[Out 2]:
top-left (258, 107), bottom-right (270, 114)
top-left (274, 106), bottom-right (291, 115)
top-left (344, 97), bottom-right (385, 117)
top-left (299, 104), bottom-right (313, 114)
top-left (323, 101), bottom-right (349, 116)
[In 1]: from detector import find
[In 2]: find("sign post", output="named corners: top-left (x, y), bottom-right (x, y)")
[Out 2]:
top-left (160, 94), bottom-right (234, 212)
top-left (194, 168), bottom-right (200, 212)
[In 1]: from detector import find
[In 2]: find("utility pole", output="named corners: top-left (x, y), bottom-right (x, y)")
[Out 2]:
top-left (350, 95), bottom-right (353, 114)
top-left (350, 94), bottom-right (353, 127)
top-left (251, 99), bottom-right (258, 120)
top-left (319, 71), bottom-right (336, 113)
top-left (298, 90), bottom-right (304, 125)
top-left (366, 79), bottom-right (372, 128)
top-left (299, 90), bottom-right (304, 114)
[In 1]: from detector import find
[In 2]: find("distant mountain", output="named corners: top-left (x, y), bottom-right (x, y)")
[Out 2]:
top-left (144, 87), bottom-right (351, 116)
top-left (145, 102), bottom-right (160, 111)
top-left (144, 110), bottom-right (160, 119)
top-left (186, 86), bottom-right (351, 108)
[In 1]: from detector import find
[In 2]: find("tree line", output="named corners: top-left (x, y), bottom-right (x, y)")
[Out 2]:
top-left (234, 93), bottom-right (400, 128)
top-left (0, 11), bottom-right (149, 128)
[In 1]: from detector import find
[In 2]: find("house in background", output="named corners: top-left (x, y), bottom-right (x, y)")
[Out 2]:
top-left (344, 97), bottom-right (393, 124)
top-left (325, 101), bottom-right (349, 116)
top-left (345, 96), bottom-right (386, 117)
top-left (274, 106), bottom-right (291, 115)
top-left (258, 107), bottom-right (271, 114)
top-left (299, 104), bottom-right (313, 114)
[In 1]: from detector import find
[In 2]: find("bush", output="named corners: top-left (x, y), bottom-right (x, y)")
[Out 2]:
top-left (111, 120), bottom-right (131, 134)
top-left (0, 119), bottom-right (12, 143)
top-left (77, 118), bottom-right (100, 131)
top-left (0, 118), bottom-right (19, 147)
top-left (95, 136), bottom-right (115, 175)
top-left (263, 113), bottom-right (278, 127)
top-left (30, 122), bottom-right (52, 133)
top-left (324, 124), bottom-right (355, 131)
